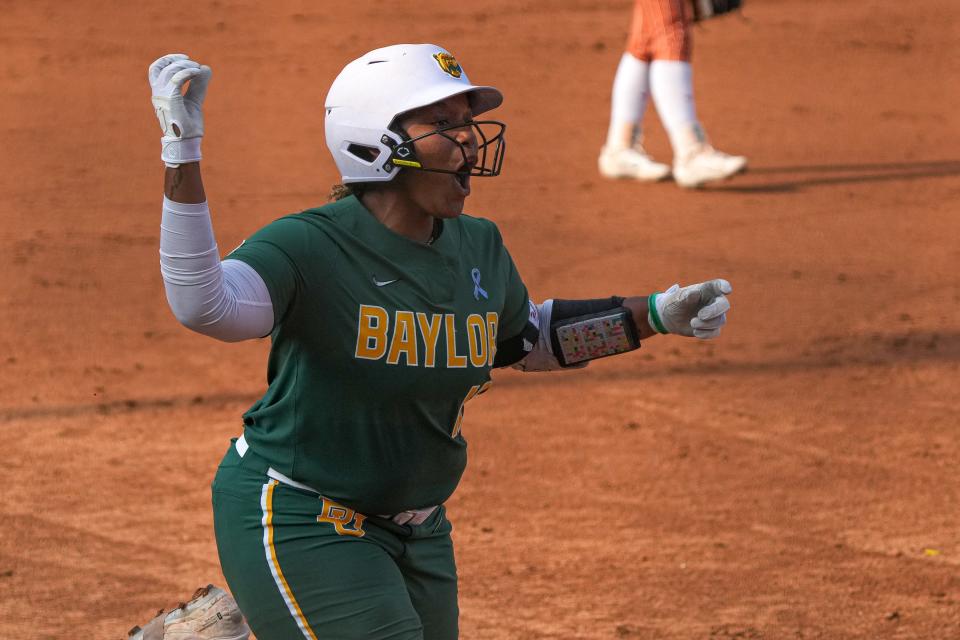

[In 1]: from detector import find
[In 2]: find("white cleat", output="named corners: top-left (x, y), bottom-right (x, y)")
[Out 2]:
top-left (128, 584), bottom-right (251, 640)
top-left (598, 145), bottom-right (671, 182)
top-left (672, 145), bottom-right (747, 188)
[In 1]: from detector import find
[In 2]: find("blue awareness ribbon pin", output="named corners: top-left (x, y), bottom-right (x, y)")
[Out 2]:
top-left (471, 268), bottom-right (488, 301)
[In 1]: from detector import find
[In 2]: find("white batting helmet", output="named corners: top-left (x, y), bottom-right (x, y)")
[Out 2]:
top-left (324, 44), bottom-right (503, 183)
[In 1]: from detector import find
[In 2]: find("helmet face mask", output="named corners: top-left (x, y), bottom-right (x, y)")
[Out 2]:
top-left (385, 119), bottom-right (506, 178)
top-left (324, 44), bottom-right (505, 184)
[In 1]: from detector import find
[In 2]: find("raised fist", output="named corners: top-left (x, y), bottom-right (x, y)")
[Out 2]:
top-left (148, 53), bottom-right (212, 166)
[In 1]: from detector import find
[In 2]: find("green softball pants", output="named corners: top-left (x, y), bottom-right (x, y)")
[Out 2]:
top-left (211, 440), bottom-right (459, 640)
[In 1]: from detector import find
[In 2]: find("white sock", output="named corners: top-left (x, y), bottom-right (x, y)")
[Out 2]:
top-left (605, 53), bottom-right (650, 150)
top-left (649, 60), bottom-right (703, 157)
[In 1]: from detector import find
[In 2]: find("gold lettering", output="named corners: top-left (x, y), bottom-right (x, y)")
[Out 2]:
top-left (452, 380), bottom-right (493, 438)
top-left (316, 497), bottom-right (366, 537)
top-left (486, 312), bottom-right (499, 366)
top-left (445, 314), bottom-right (467, 368)
top-left (466, 314), bottom-right (487, 367)
top-left (355, 305), bottom-right (389, 360)
top-left (417, 312), bottom-right (442, 368)
top-left (387, 311), bottom-right (418, 366)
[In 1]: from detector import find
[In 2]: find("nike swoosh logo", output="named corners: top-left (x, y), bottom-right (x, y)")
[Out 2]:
top-left (372, 276), bottom-right (400, 287)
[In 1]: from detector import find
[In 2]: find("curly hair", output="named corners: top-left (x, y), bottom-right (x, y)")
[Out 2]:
top-left (328, 183), bottom-right (372, 202)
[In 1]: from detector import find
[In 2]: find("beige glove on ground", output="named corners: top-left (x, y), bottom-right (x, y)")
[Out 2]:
top-left (128, 584), bottom-right (250, 640)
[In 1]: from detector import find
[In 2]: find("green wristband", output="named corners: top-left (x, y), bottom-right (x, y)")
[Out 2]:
top-left (647, 292), bottom-right (669, 334)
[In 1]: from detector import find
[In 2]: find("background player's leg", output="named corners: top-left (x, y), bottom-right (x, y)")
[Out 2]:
top-left (649, 59), bottom-right (697, 143)
top-left (647, 0), bottom-right (746, 187)
top-left (399, 507), bottom-right (460, 640)
top-left (599, 1), bottom-right (670, 181)
top-left (212, 445), bottom-right (425, 640)
top-left (605, 53), bottom-right (650, 150)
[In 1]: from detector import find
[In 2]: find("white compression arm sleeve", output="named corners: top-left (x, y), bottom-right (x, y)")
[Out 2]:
top-left (160, 196), bottom-right (274, 342)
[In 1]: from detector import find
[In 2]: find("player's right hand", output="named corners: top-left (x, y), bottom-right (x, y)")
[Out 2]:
top-left (148, 53), bottom-right (212, 167)
top-left (648, 279), bottom-right (732, 339)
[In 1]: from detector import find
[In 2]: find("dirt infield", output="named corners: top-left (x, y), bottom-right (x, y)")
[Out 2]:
top-left (2, 1), bottom-right (959, 638)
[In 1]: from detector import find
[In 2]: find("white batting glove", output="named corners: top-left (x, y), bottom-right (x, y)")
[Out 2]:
top-left (148, 53), bottom-right (212, 167)
top-left (647, 279), bottom-right (732, 340)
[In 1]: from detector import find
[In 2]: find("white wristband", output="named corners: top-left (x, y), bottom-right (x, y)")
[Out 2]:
top-left (161, 136), bottom-right (202, 167)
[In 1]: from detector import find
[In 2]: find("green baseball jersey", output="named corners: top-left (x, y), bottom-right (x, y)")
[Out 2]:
top-left (227, 195), bottom-right (530, 515)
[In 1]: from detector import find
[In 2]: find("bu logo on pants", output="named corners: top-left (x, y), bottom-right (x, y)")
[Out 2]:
top-left (317, 497), bottom-right (367, 537)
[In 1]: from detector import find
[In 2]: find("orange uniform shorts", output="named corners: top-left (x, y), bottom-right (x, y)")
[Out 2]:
top-left (626, 0), bottom-right (693, 62)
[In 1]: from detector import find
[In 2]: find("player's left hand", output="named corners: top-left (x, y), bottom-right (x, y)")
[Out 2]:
top-left (648, 278), bottom-right (732, 339)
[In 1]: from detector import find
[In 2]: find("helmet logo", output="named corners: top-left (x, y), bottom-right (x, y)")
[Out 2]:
top-left (391, 143), bottom-right (422, 168)
top-left (433, 53), bottom-right (463, 78)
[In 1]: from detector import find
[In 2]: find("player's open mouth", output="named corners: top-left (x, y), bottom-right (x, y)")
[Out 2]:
top-left (453, 166), bottom-right (471, 196)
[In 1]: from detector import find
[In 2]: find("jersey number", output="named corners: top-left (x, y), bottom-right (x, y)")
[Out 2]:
top-left (451, 381), bottom-right (492, 439)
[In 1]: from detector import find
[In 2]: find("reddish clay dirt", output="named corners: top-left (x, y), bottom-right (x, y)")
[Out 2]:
top-left (2, 1), bottom-right (959, 639)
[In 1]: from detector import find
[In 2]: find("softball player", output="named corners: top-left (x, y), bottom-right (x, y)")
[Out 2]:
top-left (598, 0), bottom-right (747, 187)
top-left (149, 44), bottom-right (733, 640)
